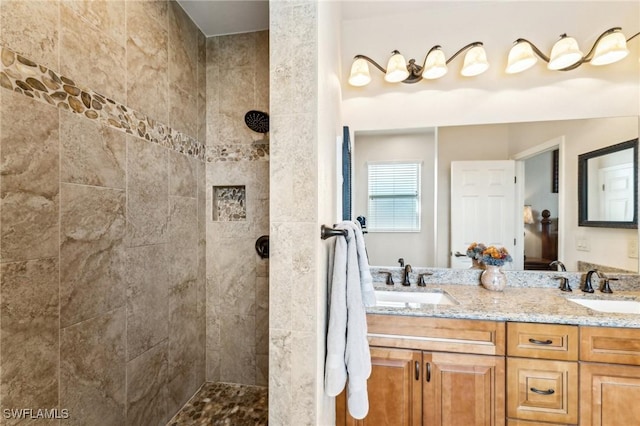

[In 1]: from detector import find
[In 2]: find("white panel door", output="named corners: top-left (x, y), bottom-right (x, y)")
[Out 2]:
top-left (450, 160), bottom-right (517, 269)
top-left (598, 164), bottom-right (634, 221)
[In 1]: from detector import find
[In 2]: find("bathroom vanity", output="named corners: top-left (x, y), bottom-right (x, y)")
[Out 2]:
top-left (335, 282), bottom-right (640, 426)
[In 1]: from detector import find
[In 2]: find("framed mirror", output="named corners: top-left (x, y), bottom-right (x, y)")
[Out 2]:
top-left (578, 138), bottom-right (638, 228)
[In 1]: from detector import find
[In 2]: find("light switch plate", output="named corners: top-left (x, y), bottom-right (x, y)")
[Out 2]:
top-left (576, 236), bottom-right (590, 252)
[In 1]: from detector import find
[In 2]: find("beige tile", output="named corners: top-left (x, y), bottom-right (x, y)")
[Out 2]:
top-left (60, 183), bottom-right (126, 327)
top-left (168, 0), bottom-right (197, 93)
top-left (256, 276), bottom-right (269, 356)
top-left (60, 109), bottom-right (126, 189)
top-left (269, 328), bottom-right (292, 426)
top-left (255, 31), bottom-right (270, 112)
top-left (206, 349), bottom-right (220, 383)
top-left (169, 151), bottom-right (197, 197)
top-left (291, 331), bottom-right (317, 423)
top-left (220, 313), bottom-right (256, 385)
top-left (256, 354), bottom-right (269, 387)
top-left (168, 196), bottom-right (198, 282)
top-left (60, 308), bottom-right (126, 426)
top-left (169, 82), bottom-right (197, 140)
top-left (60, 2), bottom-right (126, 101)
top-left (126, 0), bottom-right (169, 124)
top-left (1, 91), bottom-right (59, 263)
top-left (210, 237), bottom-right (256, 317)
top-left (126, 136), bottom-right (169, 247)
top-left (126, 243), bottom-right (169, 361)
top-left (126, 342), bottom-right (168, 426)
top-left (0, 258), bottom-right (59, 410)
top-left (0, 0), bottom-right (59, 70)
top-left (61, 0), bottom-right (125, 45)
top-left (216, 32), bottom-right (257, 69)
top-left (168, 278), bottom-right (199, 415)
top-left (197, 31), bottom-right (207, 143)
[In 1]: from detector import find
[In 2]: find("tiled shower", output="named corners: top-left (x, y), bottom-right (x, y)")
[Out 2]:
top-left (0, 1), bottom-right (268, 424)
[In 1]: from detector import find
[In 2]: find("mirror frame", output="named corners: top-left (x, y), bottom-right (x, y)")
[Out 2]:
top-left (578, 138), bottom-right (638, 229)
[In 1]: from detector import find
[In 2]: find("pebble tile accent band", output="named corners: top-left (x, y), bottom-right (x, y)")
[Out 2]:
top-left (0, 45), bottom-right (205, 160)
top-left (206, 142), bottom-right (270, 163)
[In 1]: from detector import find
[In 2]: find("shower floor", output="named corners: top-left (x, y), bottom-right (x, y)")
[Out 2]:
top-left (167, 382), bottom-right (268, 425)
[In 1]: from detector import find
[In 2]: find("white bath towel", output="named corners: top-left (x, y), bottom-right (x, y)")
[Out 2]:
top-left (324, 221), bottom-right (374, 420)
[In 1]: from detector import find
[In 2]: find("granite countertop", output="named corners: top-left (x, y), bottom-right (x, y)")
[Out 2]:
top-left (368, 282), bottom-right (640, 328)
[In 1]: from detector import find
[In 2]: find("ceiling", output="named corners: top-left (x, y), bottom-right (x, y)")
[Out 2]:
top-left (175, 0), bottom-right (433, 38)
top-left (176, 0), bottom-right (269, 37)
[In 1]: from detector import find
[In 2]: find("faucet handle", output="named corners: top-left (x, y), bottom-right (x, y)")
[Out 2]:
top-left (553, 276), bottom-right (572, 292)
top-left (380, 271), bottom-right (394, 286)
top-left (601, 277), bottom-right (618, 294)
top-left (417, 272), bottom-right (433, 287)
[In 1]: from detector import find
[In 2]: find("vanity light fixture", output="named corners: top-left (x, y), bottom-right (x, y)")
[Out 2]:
top-left (348, 41), bottom-right (488, 86)
top-left (506, 27), bottom-right (640, 74)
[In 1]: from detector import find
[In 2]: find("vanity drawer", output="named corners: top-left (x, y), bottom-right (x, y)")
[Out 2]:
top-left (507, 322), bottom-right (578, 361)
top-left (580, 326), bottom-right (640, 365)
top-left (507, 358), bottom-right (578, 424)
top-left (366, 314), bottom-right (505, 355)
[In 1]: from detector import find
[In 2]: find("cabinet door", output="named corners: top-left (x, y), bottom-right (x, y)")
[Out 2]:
top-left (423, 352), bottom-right (505, 426)
top-left (580, 362), bottom-right (640, 426)
top-left (337, 347), bottom-right (422, 426)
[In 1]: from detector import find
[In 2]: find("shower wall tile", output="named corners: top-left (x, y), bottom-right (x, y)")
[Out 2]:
top-left (126, 341), bottom-right (168, 426)
top-left (169, 82), bottom-right (197, 140)
top-left (167, 196), bottom-right (200, 413)
top-left (60, 183), bottom-right (126, 328)
top-left (61, 0), bottom-right (126, 45)
top-left (0, 258), bottom-right (59, 411)
top-left (168, 0), bottom-right (197, 94)
top-left (0, 1), bottom-right (206, 424)
top-left (0, 91), bottom-right (59, 263)
top-left (125, 0), bottom-right (169, 125)
top-left (60, 308), bottom-right (126, 426)
top-left (220, 313), bottom-right (256, 384)
top-left (126, 136), bottom-right (169, 247)
top-left (168, 276), bottom-right (199, 415)
top-left (197, 31), bottom-right (207, 143)
top-left (126, 243), bottom-right (169, 361)
top-left (255, 31), bottom-right (270, 113)
top-left (60, 109), bottom-right (126, 189)
top-left (269, 328), bottom-right (292, 426)
top-left (196, 161), bottom-right (207, 382)
top-left (60, 2), bottom-right (126, 103)
top-left (270, 114), bottom-right (317, 223)
top-left (291, 331), bottom-right (316, 423)
top-left (0, 0), bottom-right (59, 70)
top-left (170, 150), bottom-right (197, 198)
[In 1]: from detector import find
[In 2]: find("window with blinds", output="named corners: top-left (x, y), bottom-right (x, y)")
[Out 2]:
top-left (367, 161), bottom-right (421, 232)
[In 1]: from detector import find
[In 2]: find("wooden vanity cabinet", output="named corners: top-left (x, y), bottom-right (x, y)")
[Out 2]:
top-left (579, 326), bottom-right (640, 426)
top-left (336, 316), bottom-right (506, 426)
top-left (506, 322), bottom-right (579, 426)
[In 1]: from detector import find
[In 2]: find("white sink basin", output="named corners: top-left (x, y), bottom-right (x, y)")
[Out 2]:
top-left (374, 290), bottom-right (458, 308)
top-left (567, 298), bottom-right (640, 314)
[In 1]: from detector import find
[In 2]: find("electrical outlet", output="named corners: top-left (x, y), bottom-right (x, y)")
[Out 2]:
top-left (629, 239), bottom-right (639, 259)
top-left (576, 236), bottom-right (590, 252)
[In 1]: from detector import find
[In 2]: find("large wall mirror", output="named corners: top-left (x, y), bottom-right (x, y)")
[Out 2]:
top-left (346, 116), bottom-right (639, 273)
top-left (578, 139), bottom-right (638, 228)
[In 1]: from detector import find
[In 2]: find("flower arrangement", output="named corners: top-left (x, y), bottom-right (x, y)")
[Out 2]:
top-left (466, 242), bottom-right (486, 260)
top-left (479, 245), bottom-right (513, 267)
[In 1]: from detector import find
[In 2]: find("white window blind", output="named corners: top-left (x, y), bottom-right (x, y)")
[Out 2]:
top-left (367, 161), bottom-right (421, 232)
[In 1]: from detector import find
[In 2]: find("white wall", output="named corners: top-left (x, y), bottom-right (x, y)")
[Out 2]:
top-left (353, 130), bottom-right (436, 266)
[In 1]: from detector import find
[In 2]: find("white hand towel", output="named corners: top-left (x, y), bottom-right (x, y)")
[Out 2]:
top-left (324, 222), bottom-right (373, 420)
top-left (324, 224), bottom-right (348, 396)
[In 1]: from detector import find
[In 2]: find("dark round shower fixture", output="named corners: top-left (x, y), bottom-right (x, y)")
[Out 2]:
top-left (244, 110), bottom-right (269, 134)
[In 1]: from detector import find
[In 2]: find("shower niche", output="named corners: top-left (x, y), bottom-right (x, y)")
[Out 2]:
top-left (212, 185), bottom-right (246, 221)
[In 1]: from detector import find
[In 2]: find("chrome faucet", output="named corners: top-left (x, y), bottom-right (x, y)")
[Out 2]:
top-left (550, 261), bottom-right (571, 292)
top-left (402, 264), bottom-right (412, 286)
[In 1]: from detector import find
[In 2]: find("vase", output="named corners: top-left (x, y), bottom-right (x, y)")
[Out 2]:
top-left (481, 265), bottom-right (507, 291)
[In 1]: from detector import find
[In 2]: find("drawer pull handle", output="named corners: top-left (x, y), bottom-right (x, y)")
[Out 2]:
top-left (426, 362), bottom-right (431, 382)
top-left (530, 387), bottom-right (555, 395)
top-left (415, 361), bottom-right (419, 380)
top-left (528, 338), bottom-right (553, 345)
